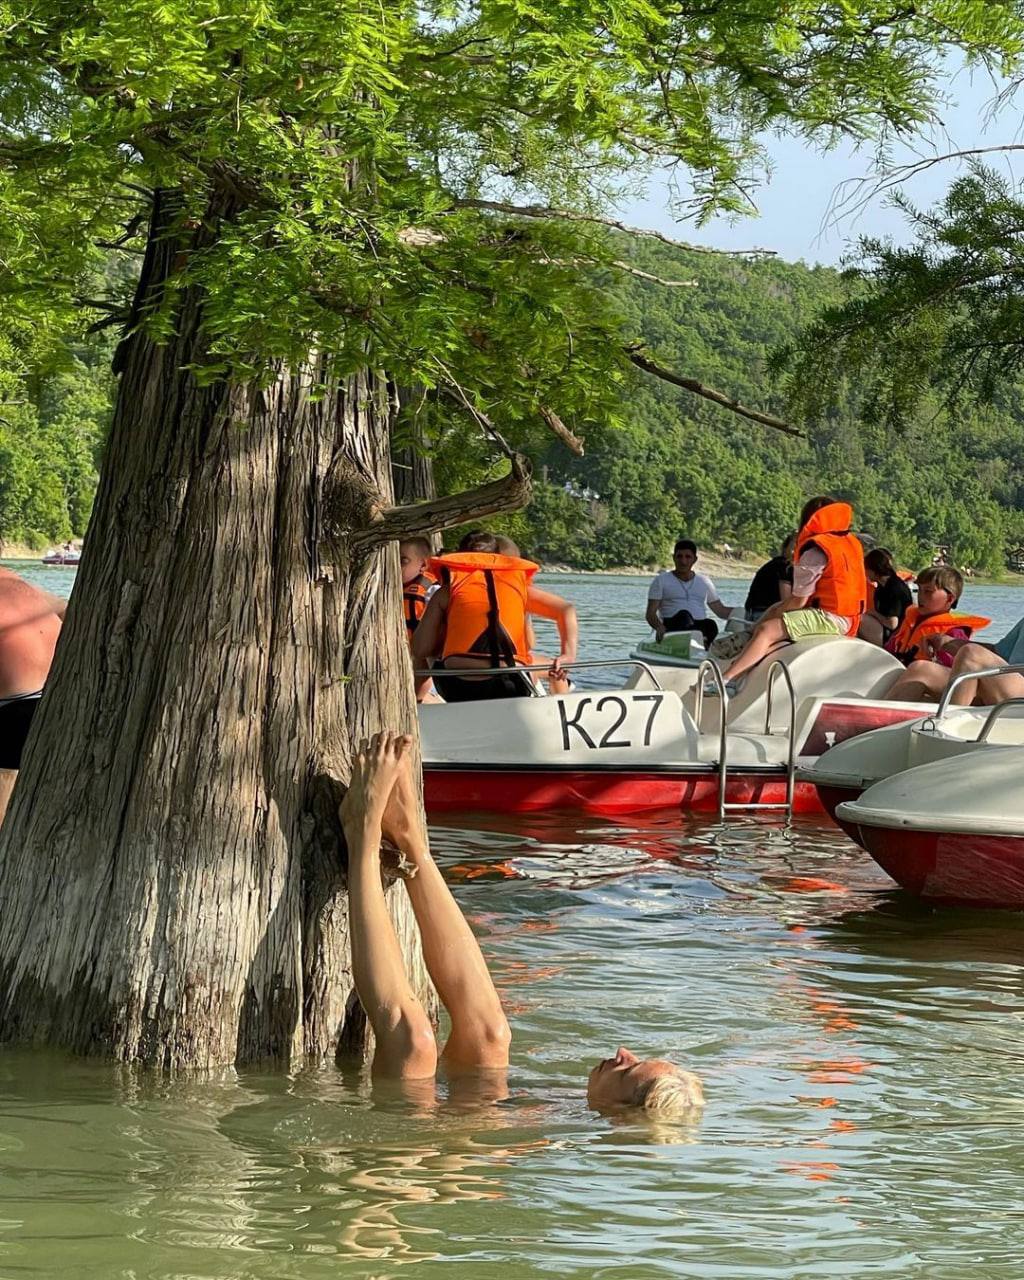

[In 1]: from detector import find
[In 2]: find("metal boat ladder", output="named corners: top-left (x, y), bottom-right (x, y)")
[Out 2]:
top-left (693, 658), bottom-right (799, 823)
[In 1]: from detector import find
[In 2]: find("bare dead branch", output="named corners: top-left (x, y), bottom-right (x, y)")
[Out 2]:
top-left (438, 379), bottom-right (516, 459)
top-left (455, 199), bottom-right (776, 257)
top-left (626, 346), bottom-right (803, 437)
top-left (539, 406), bottom-right (584, 456)
top-left (825, 144), bottom-right (1024, 234)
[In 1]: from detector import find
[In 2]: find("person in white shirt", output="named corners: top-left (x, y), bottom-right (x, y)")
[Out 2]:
top-left (645, 540), bottom-right (732, 648)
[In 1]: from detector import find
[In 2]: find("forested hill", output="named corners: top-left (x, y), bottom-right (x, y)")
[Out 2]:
top-left (9, 238), bottom-right (1024, 573)
top-left (506, 240), bottom-right (1024, 576)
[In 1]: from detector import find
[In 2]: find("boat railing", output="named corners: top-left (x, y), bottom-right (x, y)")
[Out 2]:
top-left (973, 697), bottom-right (1024, 743)
top-left (413, 658), bottom-right (663, 693)
top-left (929, 663), bottom-right (1024, 724)
top-left (697, 658), bottom-right (796, 824)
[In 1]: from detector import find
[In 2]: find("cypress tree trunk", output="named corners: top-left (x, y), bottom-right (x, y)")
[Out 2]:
top-left (0, 192), bottom-right (429, 1069)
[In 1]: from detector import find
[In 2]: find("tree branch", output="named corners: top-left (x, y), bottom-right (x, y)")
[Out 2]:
top-left (540, 406), bottom-right (584, 455)
top-left (455, 199), bottom-right (776, 257)
top-left (358, 454), bottom-right (533, 546)
top-left (626, 346), bottom-right (803, 437)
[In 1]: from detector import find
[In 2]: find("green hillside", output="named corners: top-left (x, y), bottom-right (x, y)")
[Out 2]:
top-left (504, 240), bottom-right (1024, 575)
top-left (8, 237), bottom-right (1024, 572)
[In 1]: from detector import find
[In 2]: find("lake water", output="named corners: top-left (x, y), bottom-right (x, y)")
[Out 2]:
top-left (4, 564), bottom-right (1024, 1278)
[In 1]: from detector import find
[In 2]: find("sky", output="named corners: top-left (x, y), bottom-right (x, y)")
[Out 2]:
top-left (616, 61), bottom-right (1024, 266)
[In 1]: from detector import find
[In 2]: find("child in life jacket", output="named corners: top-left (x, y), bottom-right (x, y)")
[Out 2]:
top-left (721, 496), bottom-right (867, 688)
top-left (400, 537), bottom-right (437, 642)
top-left (413, 530), bottom-right (577, 702)
top-left (882, 567), bottom-right (991, 701)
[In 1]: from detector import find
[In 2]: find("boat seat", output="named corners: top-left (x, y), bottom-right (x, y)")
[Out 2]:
top-left (687, 637), bottom-right (905, 733)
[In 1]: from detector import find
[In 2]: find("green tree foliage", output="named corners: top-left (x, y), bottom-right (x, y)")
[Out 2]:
top-left (0, 320), bottom-right (110, 546)
top-left (2, 0), bottom-right (1022, 474)
top-left (503, 237), bottom-right (1024, 574)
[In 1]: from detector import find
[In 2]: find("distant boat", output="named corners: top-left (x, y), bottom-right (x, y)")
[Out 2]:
top-left (41, 548), bottom-right (80, 567)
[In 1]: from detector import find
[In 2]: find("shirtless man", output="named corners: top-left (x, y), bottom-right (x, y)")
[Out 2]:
top-left (0, 568), bottom-right (65, 823)
top-left (341, 732), bottom-right (703, 1118)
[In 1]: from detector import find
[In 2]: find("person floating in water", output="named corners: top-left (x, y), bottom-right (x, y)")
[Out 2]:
top-left (341, 732), bottom-right (703, 1118)
top-left (0, 567), bottom-right (66, 824)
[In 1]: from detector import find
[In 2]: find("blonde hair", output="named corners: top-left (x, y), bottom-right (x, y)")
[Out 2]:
top-left (634, 1067), bottom-right (704, 1119)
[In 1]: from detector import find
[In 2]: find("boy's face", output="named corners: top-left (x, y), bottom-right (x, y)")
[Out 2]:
top-left (673, 548), bottom-right (697, 574)
top-left (916, 579), bottom-right (954, 616)
top-left (400, 547), bottom-right (427, 585)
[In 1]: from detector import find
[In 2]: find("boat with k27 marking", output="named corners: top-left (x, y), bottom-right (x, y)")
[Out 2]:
top-left (420, 638), bottom-right (936, 816)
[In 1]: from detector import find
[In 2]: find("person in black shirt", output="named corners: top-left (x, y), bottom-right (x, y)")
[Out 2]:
top-left (744, 534), bottom-right (796, 621)
top-left (859, 547), bottom-right (913, 645)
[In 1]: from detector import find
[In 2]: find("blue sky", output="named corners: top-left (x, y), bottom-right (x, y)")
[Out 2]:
top-left (617, 61), bottom-right (1024, 265)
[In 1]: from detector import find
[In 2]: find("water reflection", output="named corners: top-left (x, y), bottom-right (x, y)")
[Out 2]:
top-left (0, 801), bottom-right (1021, 1272)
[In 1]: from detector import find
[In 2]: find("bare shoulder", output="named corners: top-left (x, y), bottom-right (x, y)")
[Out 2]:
top-left (0, 569), bottom-right (61, 617)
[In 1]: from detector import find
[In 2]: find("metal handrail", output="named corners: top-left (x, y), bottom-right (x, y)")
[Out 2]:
top-left (975, 696), bottom-right (1024, 743)
top-left (763, 660), bottom-right (798, 816)
top-left (933, 662), bottom-right (1024, 720)
top-left (690, 660), bottom-right (731, 820)
top-left (699, 657), bottom-right (797, 825)
top-left (413, 658), bottom-right (663, 690)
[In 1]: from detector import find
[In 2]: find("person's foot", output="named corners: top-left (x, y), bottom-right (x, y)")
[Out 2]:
top-left (340, 731), bottom-right (413, 835)
top-left (381, 740), bottom-right (427, 855)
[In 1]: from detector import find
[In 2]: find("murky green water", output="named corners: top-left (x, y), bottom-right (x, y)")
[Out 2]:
top-left (2, 565), bottom-right (1023, 1277)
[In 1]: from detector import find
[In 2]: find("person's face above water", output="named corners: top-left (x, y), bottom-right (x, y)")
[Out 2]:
top-left (587, 1047), bottom-right (681, 1109)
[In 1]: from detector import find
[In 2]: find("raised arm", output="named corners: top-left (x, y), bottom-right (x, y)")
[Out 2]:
top-left (341, 734), bottom-right (437, 1080)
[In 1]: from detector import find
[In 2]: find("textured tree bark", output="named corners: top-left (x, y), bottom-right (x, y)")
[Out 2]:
top-left (0, 191), bottom-right (430, 1069)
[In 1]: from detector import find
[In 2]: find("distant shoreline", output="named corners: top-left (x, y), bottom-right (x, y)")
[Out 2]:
top-left (542, 549), bottom-right (768, 579)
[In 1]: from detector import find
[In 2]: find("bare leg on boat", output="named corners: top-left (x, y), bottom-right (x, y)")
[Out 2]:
top-left (948, 643), bottom-right (1024, 706)
top-left (883, 660), bottom-right (950, 702)
top-left (721, 616), bottom-right (789, 683)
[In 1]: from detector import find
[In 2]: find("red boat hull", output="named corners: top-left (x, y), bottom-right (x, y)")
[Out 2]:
top-left (424, 767), bottom-right (824, 816)
top-left (815, 783), bottom-right (868, 844)
top-left (852, 824), bottom-right (1024, 909)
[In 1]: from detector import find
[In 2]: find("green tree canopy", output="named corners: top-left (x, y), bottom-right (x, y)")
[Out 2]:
top-left (3, 0), bottom-right (1024, 453)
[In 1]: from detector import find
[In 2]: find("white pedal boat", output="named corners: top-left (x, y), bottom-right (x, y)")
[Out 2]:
top-left (799, 667), bottom-right (1024, 835)
top-left (628, 612), bottom-right (750, 669)
top-left (835, 747), bottom-right (1024, 908)
top-left (420, 639), bottom-right (935, 817)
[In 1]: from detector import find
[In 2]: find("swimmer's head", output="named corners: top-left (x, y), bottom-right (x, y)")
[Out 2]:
top-left (587, 1047), bottom-right (704, 1118)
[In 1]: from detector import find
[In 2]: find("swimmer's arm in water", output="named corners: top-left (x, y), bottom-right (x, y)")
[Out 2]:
top-left (342, 735), bottom-right (437, 1080)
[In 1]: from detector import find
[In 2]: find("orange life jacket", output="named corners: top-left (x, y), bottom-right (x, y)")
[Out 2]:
top-left (403, 571), bottom-right (436, 638)
top-left (795, 503), bottom-right (867, 635)
top-left (430, 552), bottom-right (538, 667)
top-left (886, 605), bottom-right (991, 664)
